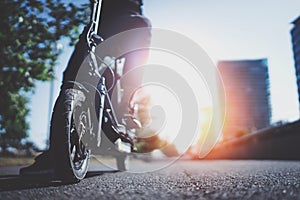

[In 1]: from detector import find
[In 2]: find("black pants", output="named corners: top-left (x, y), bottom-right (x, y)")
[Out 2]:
top-left (35, 3), bottom-right (151, 163)
top-left (63, 12), bottom-right (151, 82)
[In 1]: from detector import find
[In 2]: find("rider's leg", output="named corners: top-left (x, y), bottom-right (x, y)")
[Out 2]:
top-left (62, 27), bottom-right (90, 83)
top-left (112, 15), bottom-right (152, 124)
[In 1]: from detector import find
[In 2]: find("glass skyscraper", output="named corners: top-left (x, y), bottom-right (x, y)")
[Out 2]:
top-left (291, 16), bottom-right (300, 112)
top-left (217, 59), bottom-right (271, 141)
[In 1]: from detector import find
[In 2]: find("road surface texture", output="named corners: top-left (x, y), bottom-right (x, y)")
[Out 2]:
top-left (0, 159), bottom-right (300, 199)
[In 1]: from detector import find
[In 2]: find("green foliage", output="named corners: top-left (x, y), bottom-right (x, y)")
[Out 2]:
top-left (0, 0), bottom-right (89, 152)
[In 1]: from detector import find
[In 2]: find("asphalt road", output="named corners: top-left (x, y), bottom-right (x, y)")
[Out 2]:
top-left (0, 159), bottom-right (300, 199)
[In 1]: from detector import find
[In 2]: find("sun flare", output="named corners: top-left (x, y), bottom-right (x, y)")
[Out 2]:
top-left (135, 48), bottom-right (217, 154)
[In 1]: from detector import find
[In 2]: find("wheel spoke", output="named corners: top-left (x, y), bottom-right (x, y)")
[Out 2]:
top-left (70, 110), bottom-right (89, 165)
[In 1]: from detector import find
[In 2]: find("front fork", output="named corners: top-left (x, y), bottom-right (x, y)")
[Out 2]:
top-left (97, 76), bottom-right (106, 147)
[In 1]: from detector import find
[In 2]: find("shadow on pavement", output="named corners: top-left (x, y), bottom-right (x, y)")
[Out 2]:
top-left (85, 170), bottom-right (119, 178)
top-left (0, 170), bottom-right (119, 192)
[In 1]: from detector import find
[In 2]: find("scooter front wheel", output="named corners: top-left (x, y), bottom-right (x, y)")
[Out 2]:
top-left (51, 88), bottom-right (90, 182)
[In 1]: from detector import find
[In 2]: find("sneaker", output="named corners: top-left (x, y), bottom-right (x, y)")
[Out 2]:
top-left (19, 150), bottom-right (55, 176)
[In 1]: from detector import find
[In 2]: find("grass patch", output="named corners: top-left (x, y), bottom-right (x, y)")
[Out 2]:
top-left (0, 157), bottom-right (34, 167)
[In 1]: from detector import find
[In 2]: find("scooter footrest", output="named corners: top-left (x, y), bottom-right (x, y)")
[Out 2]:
top-left (114, 138), bottom-right (131, 153)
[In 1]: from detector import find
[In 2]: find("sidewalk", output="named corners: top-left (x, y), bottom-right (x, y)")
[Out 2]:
top-left (205, 120), bottom-right (300, 160)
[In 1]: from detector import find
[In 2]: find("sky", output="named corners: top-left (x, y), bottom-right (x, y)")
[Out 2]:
top-left (27, 0), bottom-right (300, 149)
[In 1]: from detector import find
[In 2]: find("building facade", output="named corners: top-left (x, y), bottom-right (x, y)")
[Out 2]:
top-left (217, 59), bottom-right (271, 141)
top-left (291, 16), bottom-right (300, 111)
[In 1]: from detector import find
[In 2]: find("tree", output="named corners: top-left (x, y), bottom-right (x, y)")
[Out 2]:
top-left (0, 0), bottom-right (89, 152)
